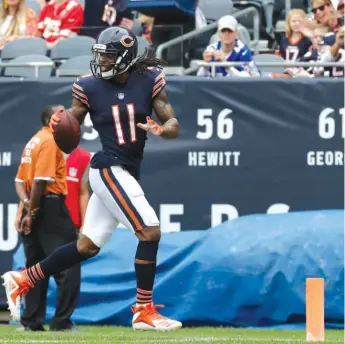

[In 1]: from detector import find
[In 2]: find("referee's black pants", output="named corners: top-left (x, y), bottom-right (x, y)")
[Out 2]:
top-left (20, 194), bottom-right (81, 331)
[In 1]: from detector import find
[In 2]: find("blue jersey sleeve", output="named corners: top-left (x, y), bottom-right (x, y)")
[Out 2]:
top-left (323, 33), bottom-right (336, 46)
top-left (72, 75), bottom-right (91, 108)
top-left (148, 68), bottom-right (166, 99)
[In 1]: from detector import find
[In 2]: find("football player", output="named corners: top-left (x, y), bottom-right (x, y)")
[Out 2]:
top-left (2, 27), bottom-right (182, 331)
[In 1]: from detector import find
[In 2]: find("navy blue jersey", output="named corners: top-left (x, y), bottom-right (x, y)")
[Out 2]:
top-left (72, 68), bottom-right (166, 179)
top-left (324, 32), bottom-right (336, 46)
top-left (323, 33), bottom-right (345, 77)
top-left (300, 48), bottom-right (325, 75)
top-left (279, 35), bottom-right (312, 60)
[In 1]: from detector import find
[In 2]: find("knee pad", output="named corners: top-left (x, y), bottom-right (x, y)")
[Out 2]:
top-left (135, 241), bottom-right (159, 262)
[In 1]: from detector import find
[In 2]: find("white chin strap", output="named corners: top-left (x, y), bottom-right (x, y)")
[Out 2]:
top-left (100, 50), bottom-right (136, 79)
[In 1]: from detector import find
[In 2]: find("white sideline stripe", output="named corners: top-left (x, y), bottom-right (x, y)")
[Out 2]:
top-left (0, 338), bottom-right (343, 344)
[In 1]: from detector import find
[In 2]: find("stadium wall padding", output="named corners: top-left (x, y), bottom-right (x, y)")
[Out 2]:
top-left (13, 211), bottom-right (344, 328)
top-left (0, 78), bottom-right (343, 307)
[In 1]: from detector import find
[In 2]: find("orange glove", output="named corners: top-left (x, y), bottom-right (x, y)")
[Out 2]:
top-left (137, 116), bottom-right (163, 136)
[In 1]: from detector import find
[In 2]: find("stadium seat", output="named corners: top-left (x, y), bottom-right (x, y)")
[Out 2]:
top-left (275, 20), bottom-right (285, 33)
top-left (198, 0), bottom-right (234, 21)
top-left (136, 36), bottom-right (149, 56)
top-left (26, 0), bottom-right (41, 16)
top-left (163, 66), bottom-right (185, 75)
top-left (56, 55), bottom-right (92, 77)
top-left (3, 55), bottom-right (53, 78)
top-left (1, 37), bottom-right (47, 61)
top-left (253, 53), bottom-right (285, 74)
top-left (50, 36), bottom-right (96, 62)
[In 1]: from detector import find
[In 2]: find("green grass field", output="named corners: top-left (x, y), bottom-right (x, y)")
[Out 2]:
top-left (0, 325), bottom-right (343, 344)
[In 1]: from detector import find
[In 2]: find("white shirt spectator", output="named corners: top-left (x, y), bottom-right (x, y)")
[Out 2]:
top-left (198, 15), bottom-right (261, 77)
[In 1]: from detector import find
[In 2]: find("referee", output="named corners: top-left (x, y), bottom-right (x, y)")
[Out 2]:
top-left (14, 105), bottom-right (80, 331)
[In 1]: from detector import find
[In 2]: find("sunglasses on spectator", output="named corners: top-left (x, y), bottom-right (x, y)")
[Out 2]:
top-left (220, 28), bottom-right (234, 33)
top-left (312, 5), bottom-right (326, 13)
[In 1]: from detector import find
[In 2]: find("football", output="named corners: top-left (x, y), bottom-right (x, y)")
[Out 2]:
top-left (53, 109), bottom-right (81, 154)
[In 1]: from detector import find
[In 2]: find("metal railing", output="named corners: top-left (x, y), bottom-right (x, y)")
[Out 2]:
top-left (0, 61), bottom-right (343, 78)
top-left (0, 62), bottom-right (55, 78)
top-left (185, 60), bottom-right (345, 76)
top-left (156, 7), bottom-right (261, 60)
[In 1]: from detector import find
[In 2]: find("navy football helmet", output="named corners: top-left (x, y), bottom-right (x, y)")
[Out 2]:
top-left (90, 27), bottom-right (138, 79)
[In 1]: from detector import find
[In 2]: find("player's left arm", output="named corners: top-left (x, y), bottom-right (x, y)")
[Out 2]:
top-left (138, 89), bottom-right (179, 139)
top-left (153, 89), bottom-right (179, 139)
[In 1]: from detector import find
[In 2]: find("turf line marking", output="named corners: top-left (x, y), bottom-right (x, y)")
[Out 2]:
top-left (0, 338), bottom-right (343, 344)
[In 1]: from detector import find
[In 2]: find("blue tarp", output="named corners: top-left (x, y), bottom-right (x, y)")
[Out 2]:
top-left (13, 210), bottom-right (344, 328)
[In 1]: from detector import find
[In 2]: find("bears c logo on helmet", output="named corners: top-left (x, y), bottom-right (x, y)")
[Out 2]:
top-left (120, 35), bottom-right (135, 48)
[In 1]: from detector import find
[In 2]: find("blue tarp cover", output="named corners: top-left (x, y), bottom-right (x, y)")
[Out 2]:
top-left (13, 210), bottom-right (344, 327)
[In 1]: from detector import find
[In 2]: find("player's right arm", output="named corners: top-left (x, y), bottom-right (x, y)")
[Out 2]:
top-left (50, 78), bottom-right (90, 127)
top-left (50, 98), bottom-right (88, 128)
top-left (69, 98), bottom-right (89, 124)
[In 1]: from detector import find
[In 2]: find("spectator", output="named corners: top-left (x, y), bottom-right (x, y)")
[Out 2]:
top-left (0, 0), bottom-right (39, 48)
top-left (312, 0), bottom-right (339, 29)
top-left (262, 0), bottom-right (275, 40)
top-left (197, 15), bottom-right (261, 77)
top-left (38, 0), bottom-right (84, 48)
top-left (82, 0), bottom-right (133, 38)
top-left (320, 25), bottom-right (344, 76)
top-left (304, 0), bottom-right (339, 32)
top-left (138, 14), bottom-right (154, 46)
top-left (278, 9), bottom-right (312, 60)
top-left (297, 24), bottom-right (330, 76)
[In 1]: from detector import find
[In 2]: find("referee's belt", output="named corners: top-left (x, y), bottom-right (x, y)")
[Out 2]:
top-left (43, 193), bottom-right (65, 199)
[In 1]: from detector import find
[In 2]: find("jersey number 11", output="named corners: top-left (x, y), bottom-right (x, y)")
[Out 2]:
top-left (112, 104), bottom-right (136, 145)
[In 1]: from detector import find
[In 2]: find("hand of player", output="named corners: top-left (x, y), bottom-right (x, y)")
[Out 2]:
top-left (49, 108), bottom-right (64, 131)
top-left (21, 214), bottom-right (32, 235)
top-left (137, 116), bottom-right (163, 136)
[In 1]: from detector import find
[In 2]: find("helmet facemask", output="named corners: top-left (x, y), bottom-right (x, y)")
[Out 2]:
top-left (90, 44), bottom-right (136, 79)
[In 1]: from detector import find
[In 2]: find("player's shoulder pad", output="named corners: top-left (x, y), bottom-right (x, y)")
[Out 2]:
top-left (72, 74), bottom-right (93, 107)
top-left (147, 67), bottom-right (166, 99)
top-left (147, 67), bottom-right (165, 80)
top-left (74, 74), bottom-right (94, 91)
top-left (75, 73), bottom-right (93, 85)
